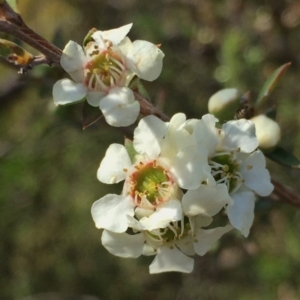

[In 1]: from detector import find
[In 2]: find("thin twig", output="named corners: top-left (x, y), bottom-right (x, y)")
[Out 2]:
top-left (269, 179), bottom-right (300, 208)
top-left (0, 1), bottom-right (62, 67)
top-left (134, 91), bottom-right (169, 122)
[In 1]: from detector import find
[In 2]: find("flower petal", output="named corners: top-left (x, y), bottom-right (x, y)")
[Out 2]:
top-left (193, 224), bottom-right (232, 256)
top-left (99, 87), bottom-right (140, 127)
top-left (139, 199), bottom-right (182, 231)
top-left (127, 40), bottom-right (164, 81)
top-left (102, 230), bottom-right (144, 258)
top-left (171, 145), bottom-right (208, 190)
top-left (240, 151), bottom-right (274, 196)
top-left (91, 194), bottom-right (135, 233)
top-left (60, 41), bottom-right (86, 82)
top-left (86, 91), bottom-right (106, 107)
top-left (222, 119), bottom-right (258, 152)
top-left (133, 115), bottom-right (167, 159)
top-left (175, 236), bottom-right (195, 256)
top-left (149, 246), bottom-right (194, 274)
top-left (226, 191), bottom-right (255, 237)
top-left (53, 79), bottom-right (87, 105)
top-left (92, 23), bottom-right (133, 46)
top-left (194, 114), bottom-right (219, 157)
top-left (97, 144), bottom-right (131, 184)
top-left (183, 183), bottom-right (232, 217)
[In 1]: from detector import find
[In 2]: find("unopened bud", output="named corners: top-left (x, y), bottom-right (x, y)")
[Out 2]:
top-left (251, 114), bottom-right (281, 151)
top-left (208, 88), bottom-right (240, 121)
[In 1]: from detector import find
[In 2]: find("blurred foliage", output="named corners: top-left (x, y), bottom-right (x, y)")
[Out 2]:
top-left (1, 0), bottom-right (300, 299)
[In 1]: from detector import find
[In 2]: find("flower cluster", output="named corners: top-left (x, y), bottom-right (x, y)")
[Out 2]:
top-left (53, 24), bottom-right (164, 127)
top-left (52, 24), bottom-right (274, 274)
top-left (91, 113), bottom-right (274, 273)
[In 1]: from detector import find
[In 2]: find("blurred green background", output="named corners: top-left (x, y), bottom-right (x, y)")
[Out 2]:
top-left (1, 0), bottom-right (300, 299)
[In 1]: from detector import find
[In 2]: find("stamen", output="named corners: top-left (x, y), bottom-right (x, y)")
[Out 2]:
top-left (110, 57), bottom-right (125, 70)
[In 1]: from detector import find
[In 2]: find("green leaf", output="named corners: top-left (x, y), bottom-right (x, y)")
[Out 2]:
top-left (0, 38), bottom-right (33, 65)
top-left (124, 138), bottom-right (137, 162)
top-left (266, 146), bottom-right (300, 169)
top-left (83, 28), bottom-right (98, 47)
top-left (256, 62), bottom-right (291, 109)
top-left (82, 101), bottom-right (103, 129)
top-left (6, 0), bottom-right (19, 12)
top-left (129, 77), bottom-right (151, 101)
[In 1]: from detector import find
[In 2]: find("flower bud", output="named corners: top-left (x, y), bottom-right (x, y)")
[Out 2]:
top-left (251, 114), bottom-right (281, 151)
top-left (208, 88), bottom-right (240, 121)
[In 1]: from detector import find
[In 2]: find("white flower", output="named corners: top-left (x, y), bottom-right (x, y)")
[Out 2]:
top-left (91, 113), bottom-right (209, 233)
top-left (192, 115), bottom-right (273, 237)
top-left (101, 216), bottom-right (232, 274)
top-left (53, 23), bottom-right (164, 127)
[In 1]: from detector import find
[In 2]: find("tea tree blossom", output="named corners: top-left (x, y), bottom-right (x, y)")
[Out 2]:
top-left (189, 115), bottom-right (274, 236)
top-left (53, 24), bottom-right (164, 127)
top-left (91, 113), bottom-right (208, 233)
top-left (101, 216), bottom-right (232, 274)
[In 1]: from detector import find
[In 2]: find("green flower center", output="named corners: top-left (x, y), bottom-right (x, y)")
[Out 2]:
top-left (84, 48), bottom-right (125, 90)
top-left (209, 152), bottom-right (242, 193)
top-left (128, 160), bottom-right (175, 207)
top-left (147, 217), bottom-right (191, 246)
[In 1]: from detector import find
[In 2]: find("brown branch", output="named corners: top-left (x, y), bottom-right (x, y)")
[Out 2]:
top-left (134, 91), bottom-right (169, 122)
top-left (269, 178), bottom-right (300, 208)
top-left (0, 1), bottom-right (62, 66)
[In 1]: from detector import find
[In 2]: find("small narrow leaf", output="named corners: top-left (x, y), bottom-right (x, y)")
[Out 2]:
top-left (124, 138), bottom-right (137, 161)
top-left (266, 146), bottom-right (300, 169)
top-left (0, 38), bottom-right (33, 65)
top-left (256, 62), bottom-right (291, 109)
top-left (83, 28), bottom-right (97, 47)
top-left (129, 77), bottom-right (151, 101)
top-left (82, 101), bottom-right (103, 129)
top-left (6, 0), bottom-right (19, 12)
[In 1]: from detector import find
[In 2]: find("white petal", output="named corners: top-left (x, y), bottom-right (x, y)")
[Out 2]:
top-left (127, 40), bottom-right (164, 81)
top-left (183, 184), bottom-right (232, 217)
top-left (175, 236), bottom-right (195, 256)
top-left (60, 41), bottom-right (86, 82)
top-left (193, 224), bottom-right (232, 256)
top-left (133, 115), bottom-right (167, 159)
top-left (171, 145), bottom-right (208, 190)
top-left (142, 243), bottom-right (157, 256)
top-left (222, 119), bottom-right (258, 152)
top-left (241, 151), bottom-right (273, 196)
top-left (139, 199), bottom-right (182, 231)
top-left (127, 215), bottom-right (143, 231)
top-left (91, 195), bottom-right (135, 233)
top-left (101, 230), bottom-right (144, 258)
top-left (53, 79), bottom-right (87, 105)
top-left (92, 23), bottom-right (132, 46)
top-left (194, 114), bottom-right (219, 157)
top-left (226, 191), bottom-right (255, 237)
top-left (193, 215), bottom-right (213, 228)
top-left (99, 87), bottom-right (140, 127)
top-left (86, 91), bottom-right (106, 107)
top-left (118, 37), bottom-right (133, 57)
top-left (161, 114), bottom-right (196, 158)
top-left (97, 144), bottom-right (131, 184)
top-left (149, 246), bottom-right (194, 274)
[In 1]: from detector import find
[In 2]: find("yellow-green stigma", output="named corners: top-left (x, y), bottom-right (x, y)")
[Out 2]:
top-left (210, 152), bottom-right (242, 193)
top-left (128, 160), bottom-right (174, 207)
top-left (84, 48), bottom-right (125, 90)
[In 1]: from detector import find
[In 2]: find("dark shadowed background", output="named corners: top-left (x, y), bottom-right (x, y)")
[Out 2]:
top-left (1, 0), bottom-right (300, 299)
